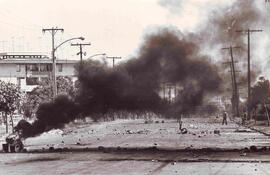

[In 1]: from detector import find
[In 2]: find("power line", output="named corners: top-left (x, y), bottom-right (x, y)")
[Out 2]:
top-left (0, 8), bottom-right (42, 30)
top-left (236, 29), bottom-right (262, 119)
top-left (71, 43), bottom-right (91, 62)
top-left (222, 46), bottom-right (241, 118)
top-left (42, 27), bottom-right (64, 98)
top-left (106, 56), bottom-right (121, 67)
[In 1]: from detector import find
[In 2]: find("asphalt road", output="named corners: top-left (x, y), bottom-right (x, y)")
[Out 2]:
top-left (1, 151), bottom-right (270, 175)
top-left (17, 117), bottom-right (270, 151)
top-left (1, 117), bottom-right (270, 175)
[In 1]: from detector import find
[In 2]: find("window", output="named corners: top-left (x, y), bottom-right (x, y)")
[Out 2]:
top-left (26, 77), bottom-right (39, 85)
top-left (16, 65), bottom-right (21, 72)
top-left (40, 64), bottom-right (52, 72)
top-left (46, 64), bottom-right (52, 71)
top-left (40, 64), bottom-right (47, 72)
top-left (40, 77), bottom-right (50, 82)
top-left (57, 64), bottom-right (63, 72)
top-left (26, 64), bottom-right (39, 71)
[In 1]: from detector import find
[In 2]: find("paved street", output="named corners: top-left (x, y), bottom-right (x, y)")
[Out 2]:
top-left (18, 117), bottom-right (270, 151)
top-left (1, 117), bottom-right (270, 175)
top-left (1, 151), bottom-right (270, 175)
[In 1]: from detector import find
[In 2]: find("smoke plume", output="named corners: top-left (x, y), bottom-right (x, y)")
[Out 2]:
top-left (16, 29), bottom-right (222, 137)
top-left (18, 0), bottom-right (270, 138)
top-left (160, 0), bottom-right (268, 86)
top-left (75, 29), bottom-right (221, 117)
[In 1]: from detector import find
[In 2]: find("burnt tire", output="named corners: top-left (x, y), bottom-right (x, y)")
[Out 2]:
top-left (14, 144), bottom-right (23, 153)
top-left (14, 140), bottom-right (24, 153)
top-left (2, 143), bottom-right (8, 153)
top-left (9, 145), bottom-right (15, 153)
top-left (14, 143), bottom-right (23, 152)
top-left (181, 128), bottom-right (188, 134)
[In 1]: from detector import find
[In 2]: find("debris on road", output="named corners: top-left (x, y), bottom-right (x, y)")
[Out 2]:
top-left (214, 130), bottom-right (220, 135)
top-left (250, 146), bottom-right (258, 152)
top-left (125, 129), bottom-right (150, 134)
top-left (234, 129), bottom-right (253, 133)
top-left (240, 152), bottom-right (247, 156)
top-left (2, 132), bottom-right (24, 153)
top-left (181, 128), bottom-right (188, 134)
top-left (144, 120), bottom-right (153, 124)
top-left (189, 124), bottom-right (198, 129)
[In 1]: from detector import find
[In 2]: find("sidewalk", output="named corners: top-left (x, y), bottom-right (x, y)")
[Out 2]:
top-left (237, 118), bottom-right (270, 136)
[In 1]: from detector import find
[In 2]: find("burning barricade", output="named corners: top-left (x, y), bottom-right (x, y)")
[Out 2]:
top-left (2, 119), bottom-right (32, 153)
top-left (2, 132), bottom-right (24, 153)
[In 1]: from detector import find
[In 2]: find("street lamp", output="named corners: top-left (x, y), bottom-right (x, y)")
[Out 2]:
top-left (54, 37), bottom-right (84, 52)
top-left (52, 37), bottom-right (84, 98)
top-left (87, 53), bottom-right (106, 59)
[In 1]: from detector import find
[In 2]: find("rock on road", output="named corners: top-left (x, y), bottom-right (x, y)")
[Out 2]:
top-left (1, 116), bottom-right (270, 175)
top-left (20, 117), bottom-right (270, 151)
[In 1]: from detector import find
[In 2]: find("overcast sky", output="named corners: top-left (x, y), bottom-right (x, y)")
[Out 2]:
top-left (0, 0), bottom-right (236, 63)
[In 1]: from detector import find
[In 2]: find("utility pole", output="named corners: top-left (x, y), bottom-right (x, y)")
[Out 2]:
top-left (106, 56), bottom-right (121, 67)
top-left (71, 43), bottom-right (91, 62)
top-left (223, 60), bottom-right (239, 117)
top-left (174, 84), bottom-right (177, 99)
top-left (222, 46), bottom-right (241, 117)
top-left (162, 82), bottom-right (166, 100)
top-left (167, 85), bottom-right (173, 103)
top-left (236, 29), bottom-right (262, 119)
top-left (42, 27), bottom-right (64, 98)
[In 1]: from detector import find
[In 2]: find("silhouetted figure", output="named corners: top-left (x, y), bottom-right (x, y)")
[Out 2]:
top-left (242, 112), bottom-right (247, 125)
top-left (222, 111), bottom-right (228, 125)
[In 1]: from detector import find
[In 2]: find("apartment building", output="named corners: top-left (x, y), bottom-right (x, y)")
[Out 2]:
top-left (0, 53), bottom-right (78, 92)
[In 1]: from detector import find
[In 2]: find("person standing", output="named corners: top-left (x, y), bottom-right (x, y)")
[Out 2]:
top-left (222, 111), bottom-right (228, 125)
top-left (242, 112), bottom-right (247, 125)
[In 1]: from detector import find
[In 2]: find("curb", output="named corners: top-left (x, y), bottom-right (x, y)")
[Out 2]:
top-left (2, 145), bottom-right (270, 154)
top-left (234, 120), bottom-right (270, 137)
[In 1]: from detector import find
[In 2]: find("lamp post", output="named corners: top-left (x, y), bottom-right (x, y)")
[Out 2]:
top-left (87, 53), bottom-right (106, 59)
top-left (52, 37), bottom-right (84, 98)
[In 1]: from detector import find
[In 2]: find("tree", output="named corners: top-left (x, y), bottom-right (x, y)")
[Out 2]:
top-left (250, 77), bottom-right (270, 107)
top-left (22, 76), bottom-right (75, 118)
top-left (0, 80), bottom-right (22, 133)
top-left (250, 76), bottom-right (270, 120)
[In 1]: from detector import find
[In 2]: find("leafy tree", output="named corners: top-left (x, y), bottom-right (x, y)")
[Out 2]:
top-left (0, 80), bottom-right (22, 133)
top-left (250, 76), bottom-right (270, 120)
top-left (250, 76), bottom-right (270, 108)
top-left (22, 76), bottom-right (75, 118)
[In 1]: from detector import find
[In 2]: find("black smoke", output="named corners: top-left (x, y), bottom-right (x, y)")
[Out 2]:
top-left (74, 60), bottom-right (164, 115)
top-left (160, 0), bottom-right (267, 91)
top-left (75, 29), bottom-right (221, 117)
top-left (16, 95), bottom-right (79, 137)
top-left (17, 29), bottom-right (221, 138)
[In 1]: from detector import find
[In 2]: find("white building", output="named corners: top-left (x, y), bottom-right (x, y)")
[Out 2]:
top-left (0, 53), bottom-right (78, 92)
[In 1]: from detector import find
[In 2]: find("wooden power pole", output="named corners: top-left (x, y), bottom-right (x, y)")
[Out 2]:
top-left (222, 46), bottom-right (241, 117)
top-left (106, 56), bottom-right (121, 68)
top-left (42, 27), bottom-right (64, 98)
top-left (71, 43), bottom-right (91, 62)
top-left (236, 29), bottom-right (262, 119)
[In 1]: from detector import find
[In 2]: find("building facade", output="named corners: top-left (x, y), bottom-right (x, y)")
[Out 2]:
top-left (0, 53), bottom-right (78, 92)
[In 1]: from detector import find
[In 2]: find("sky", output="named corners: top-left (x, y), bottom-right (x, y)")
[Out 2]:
top-left (0, 0), bottom-right (269, 74)
top-left (0, 0), bottom-right (236, 64)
